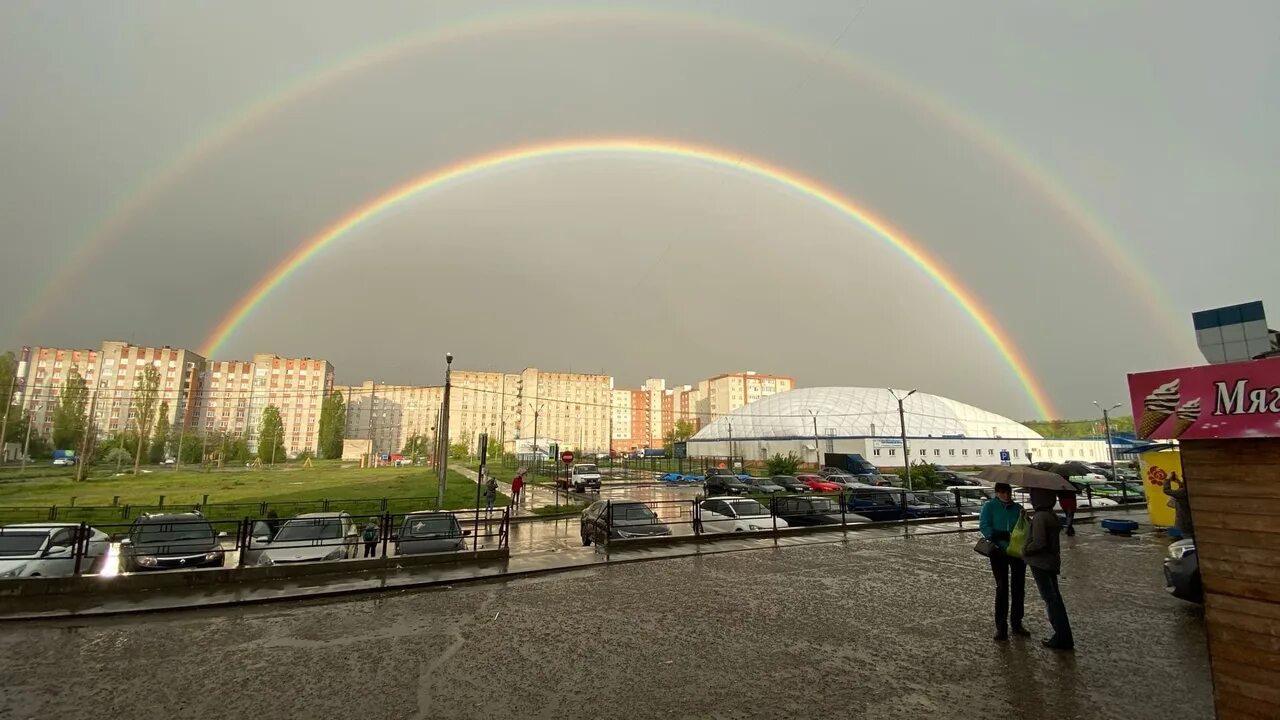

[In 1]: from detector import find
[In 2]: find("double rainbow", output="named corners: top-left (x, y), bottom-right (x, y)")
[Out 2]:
top-left (198, 138), bottom-right (1057, 419)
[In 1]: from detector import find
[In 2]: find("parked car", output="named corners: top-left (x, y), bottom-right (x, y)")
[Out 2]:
top-left (739, 477), bottom-right (786, 495)
top-left (704, 472), bottom-right (753, 496)
top-left (1164, 538), bottom-right (1202, 603)
top-left (845, 487), bottom-right (949, 521)
top-left (798, 474), bottom-right (842, 493)
top-left (946, 486), bottom-right (996, 504)
top-left (562, 463), bottom-right (602, 492)
top-left (935, 471), bottom-right (983, 487)
top-left (697, 497), bottom-right (788, 533)
top-left (0, 523), bottom-right (111, 577)
top-left (246, 512), bottom-right (359, 566)
top-left (51, 457), bottom-right (77, 466)
top-left (396, 512), bottom-right (469, 555)
top-left (1013, 490), bottom-right (1118, 510)
top-left (580, 501), bottom-right (672, 544)
top-left (924, 491), bottom-right (984, 516)
top-left (770, 476), bottom-right (809, 493)
top-left (120, 512), bottom-right (226, 573)
top-left (822, 474), bottom-right (863, 491)
top-left (1076, 480), bottom-right (1145, 504)
top-left (773, 496), bottom-right (870, 526)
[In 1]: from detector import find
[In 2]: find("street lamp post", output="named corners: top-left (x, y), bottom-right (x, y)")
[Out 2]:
top-left (888, 389), bottom-right (917, 490)
top-left (726, 419), bottom-right (734, 468)
top-left (435, 353), bottom-right (453, 510)
top-left (1094, 401), bottom-right (1123, 500)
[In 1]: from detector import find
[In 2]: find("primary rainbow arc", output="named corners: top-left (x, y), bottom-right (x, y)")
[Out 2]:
top-left (199, 137), bottom-right (1058, 419)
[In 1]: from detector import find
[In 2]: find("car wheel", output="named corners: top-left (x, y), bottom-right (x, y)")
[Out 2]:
top-left (581, 526), bottom-right (592, 546)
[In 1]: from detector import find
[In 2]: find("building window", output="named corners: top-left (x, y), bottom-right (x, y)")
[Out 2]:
top-left (934, 449), bottom-right (941, 456)
top-left (949, 449), bottom-right (955, 456)
top-left (962, 449), bottom-right (968, 456)
top-left (920, 449), bottom-right (926, 456)
top-left (888, 449), bottom-right (896, 456)
top-left (873, 449), bottom-right (881, 456)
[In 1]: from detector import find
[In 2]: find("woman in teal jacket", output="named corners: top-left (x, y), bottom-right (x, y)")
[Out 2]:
top-left (979, 482), bottom-right (1030, 641)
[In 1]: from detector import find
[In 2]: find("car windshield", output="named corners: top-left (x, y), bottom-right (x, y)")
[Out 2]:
top-left (0, 532), bottom-right (47, 556)
top-left (804, 499), bottom-right (836, 513)
top-left (728, 500), bottom-right (768, 516)
top-left (575, 465), bottom-right (597, 474)
top-left (275, 518), bottom-right (344, 541)
top-left (403, 516), bottom-right (458, 537)
top-left (613, 504), bottom-right (657, 522)
top-left (130, 520), bottom-right (214, 543)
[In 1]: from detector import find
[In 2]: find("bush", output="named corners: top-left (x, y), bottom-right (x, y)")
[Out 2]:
top-left (908, 461), bottom-right (944, 490)
top-left (765, 452), bottom-right (802, 476)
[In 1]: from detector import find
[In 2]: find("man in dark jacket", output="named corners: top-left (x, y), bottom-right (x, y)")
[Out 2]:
top-left (1022, 488), bottom-right (1074, 651)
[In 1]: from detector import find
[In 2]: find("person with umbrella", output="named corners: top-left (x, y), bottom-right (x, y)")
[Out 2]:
top-left (978, 466), bottom-right (1076, 650)
top-left (1023, 487), bottom-right (1075, 651)
top-left (978, 482), bottom-right (1030, 641)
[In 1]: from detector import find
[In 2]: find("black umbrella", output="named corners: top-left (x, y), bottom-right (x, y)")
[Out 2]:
top-left (976, 466), bottom-right (1077, 493)
top-left (1050, 462), bottom-right (1098, 480)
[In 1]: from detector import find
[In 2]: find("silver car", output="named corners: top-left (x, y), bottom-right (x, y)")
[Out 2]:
top-left (0, 523), bottom-right (111, 578)
top-left (246, 512), bottom-right (359, 566)
top-left (396, 512), bottom-right (469, 555)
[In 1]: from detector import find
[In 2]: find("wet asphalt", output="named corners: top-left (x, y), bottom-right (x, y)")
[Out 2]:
top-left (0, 523), bottom-right (1212, 720)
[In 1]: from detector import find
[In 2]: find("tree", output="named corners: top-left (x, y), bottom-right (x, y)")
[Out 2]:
top-left (258, 405), bottom-right (284, 465)
top-left (449, 442), bottom-right (467, 460)
top-left (487, 439), bottom-right (501, 460)
top-left (50, 369), bottom-right (90, 452)
top-left (766, 452), bottom-right (802, 476)
top-left (909, 461), bottom-right (943, 490)
top-left (149, 401), bottom-right (170, 464)
top-left (131, 365), bottom-right (160, 474)
top-left (402, 434), bottom-right (430, 457)
top-left (662, 419), bottom-right (698, 449)
top-left (171, 431), bottom-right (204, 464)
top-left (318, 391), bottom-right (346, 459)
top-left (1, 350), bottom-right (19, 446)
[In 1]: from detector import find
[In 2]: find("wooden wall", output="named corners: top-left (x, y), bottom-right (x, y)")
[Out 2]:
top-left (1181, 438), bottom-right (1280, 719)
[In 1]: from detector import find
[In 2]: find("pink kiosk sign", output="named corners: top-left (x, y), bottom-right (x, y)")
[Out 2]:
top-left (1128, 356), bottom-right (1280, 441)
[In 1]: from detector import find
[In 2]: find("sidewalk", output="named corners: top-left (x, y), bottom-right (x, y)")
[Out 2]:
top-left (454, 465), bottom-right (573, 517)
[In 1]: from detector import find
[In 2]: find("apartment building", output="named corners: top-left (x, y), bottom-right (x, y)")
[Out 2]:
top-left (696, 371), bottom-right (795, 421)
top-left (242, 354), bottom-right (335, 457)
top-left (198, 359), bottom-right (255, 438)
top-left (338, 381), bottom-right (443, 459)
top-left (16, 342), bottom-right (205, 446)
top-left (610, 388), bottom-right (650, 453)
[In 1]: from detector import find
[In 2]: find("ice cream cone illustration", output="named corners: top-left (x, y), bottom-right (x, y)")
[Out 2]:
top-left (1171, 399), bottom-right (1201, 438)
top-left (1138, 379), bottom-right (1180, 438)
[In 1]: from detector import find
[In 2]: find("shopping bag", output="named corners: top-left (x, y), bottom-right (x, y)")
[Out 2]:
top-left (1006, 513), bottom-right (1029, 558)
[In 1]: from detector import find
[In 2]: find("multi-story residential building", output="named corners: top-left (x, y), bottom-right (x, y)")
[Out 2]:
top-left (16, 342), bottom-right (206, 448)
top-left (338, 381), bottom-right (443, 459)
top-left (198, 359), bottom-right (256, 438)
top-left (511, 368), bottom-right (613, 454)
top-left (243, 354), bottom-right (334, 458)
top-left (696, 371), bottom-right (795, 422)
top-left (610, 388), bottom-right (650, 453)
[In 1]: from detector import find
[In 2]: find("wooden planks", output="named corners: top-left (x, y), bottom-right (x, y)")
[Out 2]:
top-left (1182, 438), bottom-right (1280, 719)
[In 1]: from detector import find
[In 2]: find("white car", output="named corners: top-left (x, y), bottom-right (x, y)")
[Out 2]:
top-left (1014, 490), bottom-right (1118, 510)
top-left (697, 496), bottom-right (789, 533)
top-left (0, 523), bottom-right (111, 578)
top-left (245, 512), bottom-right (360, 566)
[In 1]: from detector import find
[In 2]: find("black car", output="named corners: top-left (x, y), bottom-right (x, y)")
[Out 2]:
top-left (771, 476), bottom-right (809, 493)
top-left (935, 471), bottom-right (983, 487)
top-left (773, 496), bottom-right (870, 526)
top-left (120, 512), bottom-right (227, 572)
top-left (704, 471), bottom-right (752, 496)
top-left (580, 501), bottom-right (672, 545)
top-left (1163, 539), bottom-right (1202, 603)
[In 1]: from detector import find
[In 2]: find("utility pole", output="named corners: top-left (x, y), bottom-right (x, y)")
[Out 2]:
top-left (20, 407), bottom-right (35, 473)
top-left (369, 382), bottom-right (377, 468)
top-left (889, 388), bottom-right (917, 490)
top-left (726, 419), bottom-right (734, 467)
top-left (808, 410), bottom-right (821, 470)
top-left (435, 353), bottom-right (454, 510)
top-left (1094, 400), bottom-right (1122, 498)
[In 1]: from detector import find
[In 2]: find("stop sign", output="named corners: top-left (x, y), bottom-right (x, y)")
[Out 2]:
top-left (560, 450), bottom-right (575, 464)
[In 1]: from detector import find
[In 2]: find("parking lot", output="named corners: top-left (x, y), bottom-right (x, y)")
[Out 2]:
top-left (0, 522), bottom-right (1212, 719)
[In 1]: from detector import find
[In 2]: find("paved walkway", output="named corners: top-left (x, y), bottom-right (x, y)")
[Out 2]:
top-left (0, 518), bottom-right (1210, 720)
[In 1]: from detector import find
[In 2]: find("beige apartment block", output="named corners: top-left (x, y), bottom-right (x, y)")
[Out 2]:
top-left (16, 342), bottom-right (206, 447)
top-left (243, 354), bottom-right (334, 458)
top-left (696, 371), bottom-right (795, 421)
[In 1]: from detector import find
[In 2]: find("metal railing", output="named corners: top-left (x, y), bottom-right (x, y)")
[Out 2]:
top-left (0, 494), bottom-right (487, 525)
top-left (0, 507), bottom-right (510, 580)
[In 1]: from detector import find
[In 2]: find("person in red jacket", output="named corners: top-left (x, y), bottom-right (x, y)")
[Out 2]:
top-left (511, 473), bottom-right (525, 504)
top-left (1058, 490), bottom-right (1078, 537)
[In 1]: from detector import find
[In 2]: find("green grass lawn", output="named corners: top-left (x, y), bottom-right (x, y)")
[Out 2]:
top-left (0, 461), bottom-right (506, 526)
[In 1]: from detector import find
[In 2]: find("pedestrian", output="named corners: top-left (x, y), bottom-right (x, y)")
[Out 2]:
top-left (265, 509), bottom-right (281, 539)
top-left (978, 482), bottom-right (1030, 641)
top-left (1022, 488), bottom-right (1074, 651)
top-left (1163, 472), bottom-right (1193, 539)
top-left (511, 472), bottom-right (525, 504)
top-left (485, 475), bottom-right (498, 512)
top-left (1059, 489), bottom-right (1078, 537)
top-left (362, 517), bottom-right (380, 558)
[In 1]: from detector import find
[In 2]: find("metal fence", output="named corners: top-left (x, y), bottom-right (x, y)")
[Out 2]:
top-left (0, 494), bottom-right (483, 526)
top-left (583, 486), bottom-right (1144, 546)
top-left (0, 507), bottom-right (509, 579)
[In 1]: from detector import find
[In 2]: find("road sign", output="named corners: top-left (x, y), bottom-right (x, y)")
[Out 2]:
top-left (999, 450), bottom-right (1011, 465)
top-left (560, 450), bottom-right (575, 464)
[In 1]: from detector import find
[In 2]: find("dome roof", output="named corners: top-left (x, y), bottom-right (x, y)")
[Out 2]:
top-left (691, 387), bottom-right (1041, 441)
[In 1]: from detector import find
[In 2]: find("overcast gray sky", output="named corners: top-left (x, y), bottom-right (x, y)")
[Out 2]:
top-left (1, 0), bottom-right (1275, 420)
